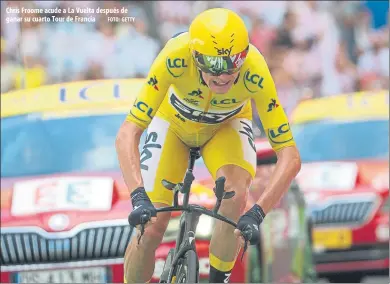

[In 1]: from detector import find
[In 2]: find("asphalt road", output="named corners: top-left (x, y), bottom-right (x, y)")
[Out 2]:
top-left (318, 276), bottom-right (389, 283)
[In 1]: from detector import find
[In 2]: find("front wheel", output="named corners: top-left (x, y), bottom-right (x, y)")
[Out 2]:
top-left (175, 250), bottom-right (199, 283)
top-left (159, 249), bottom-right (175, 283)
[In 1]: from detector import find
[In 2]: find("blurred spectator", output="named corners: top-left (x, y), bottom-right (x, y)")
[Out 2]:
top-left (354, 8), bottom-right (376, 56)
top-left (1, 1), bottom-right (21, 53)
top-left (357, 31), bottom-right (389, 90)
top-left (291, 1), bottom-right (341, 97)
top-left (42, 5), bottom-right (93, 83)
top-left (274, 10), bottom-right (297, 50)
top-left (333, 1), bottom-right (362, 63)
top-left (84, 61), bottom-right (104, 81)
top-left (332, 42), bottom-right (359, 94)
top-left (283, 34), bottom-right (322, 96)
top-left (191, 1), bottom-right (211, 18)
top-left (131, 13), bottom-right (160, 77)
top-left (221, 1), bottom-right (259, 20)
top-left (272, 67), bottom-right (302, 117)
top-left (359, 73), bottom-right (384, 91)
top-left (256, 1), bottom-right (288, 28)
top-left (19, 8), bottom-right (43, 59)
top-left (1, 38), bottom-right (19, 93)
top-left (13, 55), bottom-right (47, 89)
top-left (250, 17), bottom-right (276, 59)
top-left (86, 20), bottom-right (119, 80)
top-left (157, 1), bottom-right (192, 43)
top-left (117, 5), bottom-right (159, 78)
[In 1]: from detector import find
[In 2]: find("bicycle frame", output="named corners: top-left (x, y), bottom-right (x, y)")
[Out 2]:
top-left (156, 147), bottom-right (237, 283)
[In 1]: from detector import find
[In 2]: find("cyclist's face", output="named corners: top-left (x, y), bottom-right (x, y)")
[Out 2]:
top-left (202, 71), bottom-right (240, 94)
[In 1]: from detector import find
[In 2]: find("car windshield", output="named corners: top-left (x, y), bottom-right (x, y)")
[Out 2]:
top-left (292, 119), bottom-right (389, 162)
top-left (1, 113), bottom-right (141, 178)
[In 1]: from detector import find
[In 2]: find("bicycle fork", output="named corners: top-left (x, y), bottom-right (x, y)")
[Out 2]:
top-left (161, 210), bottom-right (201, 283)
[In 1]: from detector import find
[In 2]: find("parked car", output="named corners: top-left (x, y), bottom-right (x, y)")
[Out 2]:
top-left (1, 79), bottom-right (144, 284)
top-left (290, 90), bottom-right (389, 283)
top-left (1, 79), bottom-right (315, 283)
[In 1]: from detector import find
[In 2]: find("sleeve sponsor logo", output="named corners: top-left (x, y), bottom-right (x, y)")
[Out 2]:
top-left (239, 120), bottom-right (256, 152)
top-left (243, 69), bottom-right (264, 93)
top-left (166, 58), bottom-right (188, 77)
top-left (267, 123), bottom-right (294, 145)
top-left (147, 75), bottom-right (159, 91)
top-left (140, 132), bottom-right (162, 171)
top-left (167, 58), bottom-right (187, 68)
top-left (129, 99), bottom-right (154, 122)
top-left (267, 99), bottom-right (279, 112)
top-left (169, 93), bottom-right (243, 124)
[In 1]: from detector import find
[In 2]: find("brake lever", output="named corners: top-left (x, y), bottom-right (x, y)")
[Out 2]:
top-left (240, 241), bottom-right (249, 262)
top-left (137, 213), bottom-right (150, 245)
top-left (239, 229), bottom-right (251, 262)
top-left (223, 191), bottom-right (235, 200)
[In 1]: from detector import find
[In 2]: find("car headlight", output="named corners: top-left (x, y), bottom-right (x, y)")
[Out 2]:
top-left (196, 215), bottom-right (214, 238)
top-left (375, 224), bottom-right (389, 241)
top-left (376, 196), bottom-right (390, 241)
top-left (163, 215), bottom-right (215, 242)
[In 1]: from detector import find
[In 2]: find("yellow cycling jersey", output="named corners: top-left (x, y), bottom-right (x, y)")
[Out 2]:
top-left (126, 32), bottom-right (295, 151)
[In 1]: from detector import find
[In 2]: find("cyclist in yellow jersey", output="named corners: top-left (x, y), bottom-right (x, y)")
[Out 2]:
top-left (116, 8), bottom-right (301, 283)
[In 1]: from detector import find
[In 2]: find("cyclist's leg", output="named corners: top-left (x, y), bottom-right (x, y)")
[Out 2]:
top-left (202, 118), bottom-right (257, 283)
top-left (124, 116), bottom-right (189, 283)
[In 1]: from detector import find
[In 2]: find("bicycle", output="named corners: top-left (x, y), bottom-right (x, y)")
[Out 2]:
top-left (137, 147), bottom-right (251, 283)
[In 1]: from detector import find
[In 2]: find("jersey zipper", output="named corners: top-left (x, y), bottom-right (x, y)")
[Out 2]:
top-left (199, 89), bottom-right (213, 123)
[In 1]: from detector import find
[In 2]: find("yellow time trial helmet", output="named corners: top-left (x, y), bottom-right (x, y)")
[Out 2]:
top-left (189, 8), bottom-right (249, 76)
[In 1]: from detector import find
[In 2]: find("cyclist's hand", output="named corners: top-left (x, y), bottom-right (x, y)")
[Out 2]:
top-left (234, 204), bottom-right (265, 246)
top-left (128, 187), bottom-right (157, 229)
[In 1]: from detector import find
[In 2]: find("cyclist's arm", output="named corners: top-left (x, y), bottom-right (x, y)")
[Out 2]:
top-left (116, 122), bottom-right (144, 194)
top-left (250, 51), bottom-right (301, 214)
top-left (116, 47), bottom-right (173, 195)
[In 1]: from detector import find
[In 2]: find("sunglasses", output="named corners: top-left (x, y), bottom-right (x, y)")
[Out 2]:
top-left (192, 47), bottom-right (248, 76)
top-left (196, 63), bottom-right (240, 76)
